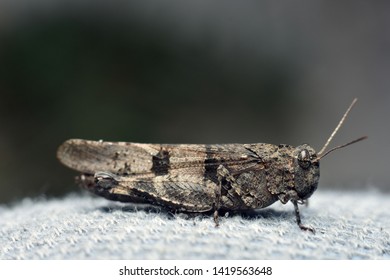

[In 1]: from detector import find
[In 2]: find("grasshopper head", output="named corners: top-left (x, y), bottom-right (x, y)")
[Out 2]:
top-left (293, 144), bottom-right (320, 200)
top-left (273, 99), bottom-right (366, 214)
top-left (292, 98), bottom-right (367, 201)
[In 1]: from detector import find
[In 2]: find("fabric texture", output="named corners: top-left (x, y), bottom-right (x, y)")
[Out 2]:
top-left (0, 190), bottom-right (389, 259)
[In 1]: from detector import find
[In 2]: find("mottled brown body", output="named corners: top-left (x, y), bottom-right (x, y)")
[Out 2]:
top-left (57, 99), bottom-right (365, 232)
top-left (57, 140), bottom-right (320, 230)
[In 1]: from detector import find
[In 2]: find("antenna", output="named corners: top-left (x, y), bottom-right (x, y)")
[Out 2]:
top-left (316, 136), bottom-right (367, 161)
top-left (318, 98), bottom-right (357, 156)
top-left (316, 98), bottom-right (367, 161)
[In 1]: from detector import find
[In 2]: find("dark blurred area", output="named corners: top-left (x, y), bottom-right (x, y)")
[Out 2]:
top-left (0, 0), bottom-right (389, 204)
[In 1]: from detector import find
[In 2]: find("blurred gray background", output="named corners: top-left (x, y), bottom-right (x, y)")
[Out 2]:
top-left (0, 0), bottom-right (388, 204)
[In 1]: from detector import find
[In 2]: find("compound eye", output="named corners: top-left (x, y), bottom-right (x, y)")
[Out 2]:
top-left (298, 149), bottom-right (311, 169)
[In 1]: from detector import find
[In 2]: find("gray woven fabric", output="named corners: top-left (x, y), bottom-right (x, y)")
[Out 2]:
top-left (0, 191), bottom-right (389, 259)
